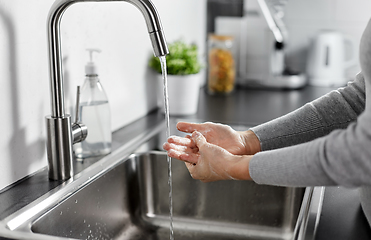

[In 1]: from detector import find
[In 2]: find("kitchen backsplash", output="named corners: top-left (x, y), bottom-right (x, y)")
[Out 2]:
top-left (0, 0), bottom-right (206, 190)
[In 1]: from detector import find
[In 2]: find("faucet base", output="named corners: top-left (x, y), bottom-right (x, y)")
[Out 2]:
top-left (45, 115), bottom-right (74, 181)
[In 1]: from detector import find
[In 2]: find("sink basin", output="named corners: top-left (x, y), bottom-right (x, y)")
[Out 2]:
top-left (0, 122), bottom-right (324, 240)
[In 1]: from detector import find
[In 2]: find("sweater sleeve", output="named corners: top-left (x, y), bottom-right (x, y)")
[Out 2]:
top-left (250, 73), bottom-right (365, 151)
top-left (249, 73), bottom-right (371, 187)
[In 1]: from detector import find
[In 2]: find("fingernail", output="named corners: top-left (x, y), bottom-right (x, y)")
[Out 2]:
top-left (192, 131), bottom-right (200, 137)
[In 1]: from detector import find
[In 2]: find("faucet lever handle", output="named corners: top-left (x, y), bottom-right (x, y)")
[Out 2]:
top-left (74, 86), bottom-right (81, 124)
top-left (72, 85), bottom-right (88, 144)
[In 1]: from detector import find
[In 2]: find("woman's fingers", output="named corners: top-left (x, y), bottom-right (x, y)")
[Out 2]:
top-left (163, 142), bottom-right (198, 153)
top-left (167, 135), bottom-right (197, 148)
top-left (177, 122), bottom-right (205, 133)
top-left (167, 149), bottom-right (199, 164)
top-left (163, 139), bottom-right (199, 164)
top-left (191, 131), bottom-right (207, 149)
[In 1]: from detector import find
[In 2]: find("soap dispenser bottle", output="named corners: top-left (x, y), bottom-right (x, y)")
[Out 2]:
top-left (74, 49), bottom-right (112, 159)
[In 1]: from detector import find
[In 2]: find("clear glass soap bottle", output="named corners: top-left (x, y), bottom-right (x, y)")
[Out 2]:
top-left (74, 49), bottom-right (112, 159)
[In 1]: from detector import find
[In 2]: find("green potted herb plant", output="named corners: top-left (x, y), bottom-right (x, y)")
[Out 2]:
top-left (149, 40), bottom-right (203, 115)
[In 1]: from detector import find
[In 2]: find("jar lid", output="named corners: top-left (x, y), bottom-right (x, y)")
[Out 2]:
top-left (208, 34), bottom-right (234, 41)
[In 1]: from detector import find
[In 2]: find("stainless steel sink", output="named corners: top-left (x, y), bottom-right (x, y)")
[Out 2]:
top-left (0, 122), bottom-right (324, 240)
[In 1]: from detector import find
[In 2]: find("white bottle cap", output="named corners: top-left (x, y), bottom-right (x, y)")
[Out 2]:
top-left (85, 48), bottom-right (101, 75)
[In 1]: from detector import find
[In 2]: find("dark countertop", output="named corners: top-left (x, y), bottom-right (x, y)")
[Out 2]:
top-left (0, 85), bottom-right (371, 240)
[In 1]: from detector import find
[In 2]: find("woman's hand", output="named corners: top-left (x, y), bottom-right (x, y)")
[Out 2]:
top-left (164, 131), bottom-right (252, 182)
top-left (166, 122), bottom-right (261, 156)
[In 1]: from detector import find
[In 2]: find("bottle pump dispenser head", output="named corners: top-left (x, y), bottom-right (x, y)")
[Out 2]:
top-left (85, 48), bottom-right (101, 76)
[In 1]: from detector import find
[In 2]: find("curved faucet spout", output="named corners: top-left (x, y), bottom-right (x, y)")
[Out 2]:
top-left (46, 0), bottom-right (169, 181)
top-left (48, 0), bottom-right (169, 118)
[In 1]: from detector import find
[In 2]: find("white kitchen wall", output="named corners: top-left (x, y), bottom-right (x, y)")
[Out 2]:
top-left (0, 0), bottom-right (206, 190)
top-left (216, 0), bottom-right (371, 81)
top-left (284, 0), bottom-right (371, 78)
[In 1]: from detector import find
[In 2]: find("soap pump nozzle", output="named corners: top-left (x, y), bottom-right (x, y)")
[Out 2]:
top-left (85, 48), bottom-right (101, 76)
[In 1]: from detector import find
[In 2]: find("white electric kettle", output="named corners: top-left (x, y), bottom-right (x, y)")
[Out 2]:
top-left (306, 30), bottom-right (356, 87)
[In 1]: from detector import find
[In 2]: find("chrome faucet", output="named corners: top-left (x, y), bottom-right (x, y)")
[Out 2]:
top-left (46, 0), bottom-right (169, 181)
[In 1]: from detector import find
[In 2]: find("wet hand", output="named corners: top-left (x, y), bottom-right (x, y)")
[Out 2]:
top-left (174, 122), bottom-right (261, 155)
top-left (164, 131), bottom-right (252, 182)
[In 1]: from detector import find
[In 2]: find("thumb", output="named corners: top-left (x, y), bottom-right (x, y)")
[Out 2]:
top-left (191, 131), bottom-right (207, 149)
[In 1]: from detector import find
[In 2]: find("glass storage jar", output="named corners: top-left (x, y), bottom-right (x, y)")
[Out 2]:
top-left (207, 34), bottom-right (236, 95)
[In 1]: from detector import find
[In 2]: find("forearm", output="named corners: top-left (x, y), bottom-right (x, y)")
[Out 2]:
top-left (250, 110), bottom-right (371, 187)
top-left (227, 155), bottom-right (253, 181)
top-left (239, 130), bottom-right (261, 155)
top-left (251, 73), bottom-right (365, 151)
top-left (249, 139), bottom-right (336, 187)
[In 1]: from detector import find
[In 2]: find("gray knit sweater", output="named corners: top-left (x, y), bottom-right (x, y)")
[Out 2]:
top-left (250, 18), bottom-right (371, 226)
top-left (250, 21), bottom-right (371, 228)
top-left (250, 72), bottom-right (366, 185)
top-left (250, 72), bottom-right (371, 226)
top-left (248, 18), bottom-right (371, 227)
